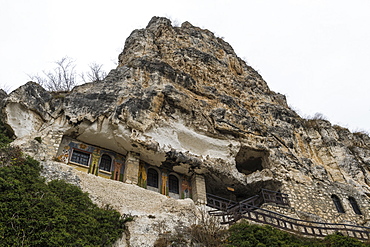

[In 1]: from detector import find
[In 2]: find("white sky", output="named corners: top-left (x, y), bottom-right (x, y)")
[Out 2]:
top-left (1, 0), bottom-right (369, 133)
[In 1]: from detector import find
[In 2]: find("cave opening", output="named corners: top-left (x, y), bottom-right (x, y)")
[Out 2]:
top-left (235, 146), bottom-right (269, 175)
top-left (205, 172), bottom-right (282, 202)
top-left (204, 146), bottom-right (279, 203)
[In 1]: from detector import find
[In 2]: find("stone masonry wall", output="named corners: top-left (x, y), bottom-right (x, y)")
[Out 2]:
top-left (282, 181), bottom-right (370, 225)
top-left (123, 152), bottom-right (140, 184)
top-left (191, 174), bottom-right (207, 205)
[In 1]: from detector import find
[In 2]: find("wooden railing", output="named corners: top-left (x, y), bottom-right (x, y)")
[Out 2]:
top-left (206, 194), bottom-right (239, 223)
top-left (241, 205), bottom-right (370, 240)
top-left (206, 189), bottom-right (288, 211)
top-left (206, 193), bottom-right (237, 211)
top-left (206, 191), bottom-right (370, 240)
top-left (261, 189), bottom-right (289, 206)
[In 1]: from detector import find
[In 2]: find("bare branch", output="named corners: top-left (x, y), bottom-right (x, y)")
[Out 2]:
top-left (28, 57), bottom-right (77, 92)
top-left (28, 57), bottom-right (107, 92)
top-left (81, 62), bottom-right (107, 82)
top-left (0, 83), bottom-right (13, 94)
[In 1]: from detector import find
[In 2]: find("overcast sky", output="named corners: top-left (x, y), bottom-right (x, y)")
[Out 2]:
top-left (1, 0), bottom-right (369, 133)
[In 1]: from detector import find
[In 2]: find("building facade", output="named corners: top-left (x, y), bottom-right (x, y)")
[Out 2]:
top-left (56, 136), bottom-right (204, 202)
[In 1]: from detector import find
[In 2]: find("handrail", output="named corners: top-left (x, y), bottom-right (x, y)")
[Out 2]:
top-left (206, 192), bottom-right (370, 240)
top-left (239, 194), bottom-right (260, 204)
top-left (240, 205), bottom-right (370, 240)
top-left (206, 193), bottom-right (238, 211)
top-left (261, 189), bottom-right (289, 206)
top-left (206, 193), bottom-right (238, 205)
top-left (242, 203), bottom-right (370, 231)
top-left (261, 188), bottom-right (288, 197)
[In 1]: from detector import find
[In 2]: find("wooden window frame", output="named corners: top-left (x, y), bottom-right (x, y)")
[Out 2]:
top-left (147, 168), bottom-right (159, 188)
top-left (70, 149), bottom-right (91, 167)
top-left (168, 174), bottom-right (180, 194)
top-left (99, 154), bottom-right (112, 172)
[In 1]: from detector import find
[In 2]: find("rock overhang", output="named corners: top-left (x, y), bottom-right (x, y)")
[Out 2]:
top-left (1, 17), bottom-right (369, 220)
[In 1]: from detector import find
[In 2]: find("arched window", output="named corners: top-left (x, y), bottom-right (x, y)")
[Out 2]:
top-left (168, 175), bottom-right (179, 194)
top-left (349, 197), bottom-right (362, 215)
top-left (147, 168), bottom-right (159, 188)
top-left (331, 195), bottom-right (345, 213)
top-left (99, 154), bottom-right (112, 172)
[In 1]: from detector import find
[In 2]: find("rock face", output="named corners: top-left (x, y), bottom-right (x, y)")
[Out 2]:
top-left (2, 16), bottom-right (370, 245)
top-left (41, 161), bottom-right (200, 247)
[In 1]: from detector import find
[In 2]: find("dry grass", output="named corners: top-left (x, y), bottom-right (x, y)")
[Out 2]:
top-left (188, 208), bottom-right (227, 246)
top-left (154, 208), bottom-right (227, 247)
top-left (302, 112), bottom-right (328, 130)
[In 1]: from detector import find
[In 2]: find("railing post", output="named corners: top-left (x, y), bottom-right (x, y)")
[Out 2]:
top-left (206, 192), bottom-right (370, 241)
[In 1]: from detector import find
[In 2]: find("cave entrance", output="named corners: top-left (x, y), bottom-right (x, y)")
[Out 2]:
top-left (205, 171), bottom-right (282, 202)
top-left (235, 147), bottom-right (269, 175)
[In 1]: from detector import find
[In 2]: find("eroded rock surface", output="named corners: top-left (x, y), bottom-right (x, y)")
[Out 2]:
top-left (42, 161), bottom-right (200, 247)
top-left (2, 16), bottom-right (370, 245)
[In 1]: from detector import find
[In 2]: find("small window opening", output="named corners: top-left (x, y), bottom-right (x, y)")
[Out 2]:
top-left (331, 195), bottom-right (345, 213)
top-left (349, 197), bottom-right (362, 215)
top-left (99, 154), bottom-right (112, 172)
top-left (147, 168), bottom-right (159, 188)
top-left (169, 175), bottom-right (179, 194)
top-left (70, 150), bottom-right (90, 166)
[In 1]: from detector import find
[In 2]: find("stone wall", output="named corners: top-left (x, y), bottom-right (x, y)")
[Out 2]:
top-left (282, 181), bottom-right (370, 225)
top-left (191, 174), bottom-right (207, 204)
top-left (123, 152), bottom-right (139, 184)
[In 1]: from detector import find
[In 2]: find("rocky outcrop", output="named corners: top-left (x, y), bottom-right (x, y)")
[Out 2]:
top-left (0, 89), bottom-right (7, 102)
top-left (41, 161), bottom-right (200, 247)
top-left (2, 16), bottom-right (370, 245)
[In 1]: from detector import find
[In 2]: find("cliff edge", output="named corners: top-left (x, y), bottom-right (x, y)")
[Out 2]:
top-left (1, 16), bottom-right (370, 245)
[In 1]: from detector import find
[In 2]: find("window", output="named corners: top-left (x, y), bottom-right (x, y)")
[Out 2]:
top-left (70, 150), bottom-right (90, 166)
top-left (349, 197), bottom-right (362, 215)
top-left (331, 195), bottom-right (345, 213)
top-left (99, 154), bottom-right (112, 172)
top-left (147, 168), bottom-right (159, 188)
top-left (169, 175), bottom-right (179, 194)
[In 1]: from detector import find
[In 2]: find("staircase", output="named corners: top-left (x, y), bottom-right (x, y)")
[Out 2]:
top-left (206, 189), bottom-right (370, 241)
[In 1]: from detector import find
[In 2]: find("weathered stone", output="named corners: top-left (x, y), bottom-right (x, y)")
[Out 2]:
top-left (123, 152), bottom-right (140, 184)
top-left (191, 174), bottom-right (207, 204)
top-left (0, 89), bottom-right (7, 103)
top-left (1, 16), bottom-right (370, 246)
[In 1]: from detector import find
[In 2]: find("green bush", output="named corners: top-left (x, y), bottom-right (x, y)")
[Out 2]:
top-left (0, 120), bottom-right (12, 146)
top-left (226, 221), bottom-right (313, 247)
top-left (323, 232), bottom-right (368, 247)
top-left (0, 146), bottom-right (126, 246)
top-left (225, 221), bottom-right (369, 247)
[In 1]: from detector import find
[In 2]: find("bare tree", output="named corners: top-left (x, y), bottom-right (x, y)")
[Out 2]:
top-left (81, 62), bottom-right (107, 82)
top-left (29, 57), bottom-right (77, 91)
top-left (0, 83), bottom-right (12, 94)
top-left (29, 57), bottom-right (108, 91)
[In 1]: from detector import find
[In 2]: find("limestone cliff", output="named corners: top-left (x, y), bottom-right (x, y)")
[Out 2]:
top-left (2, 16), bottom-right (370, 245)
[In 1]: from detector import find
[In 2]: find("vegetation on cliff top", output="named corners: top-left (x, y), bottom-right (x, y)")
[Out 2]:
top-left (0, 122), bottom-right (126, 246)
